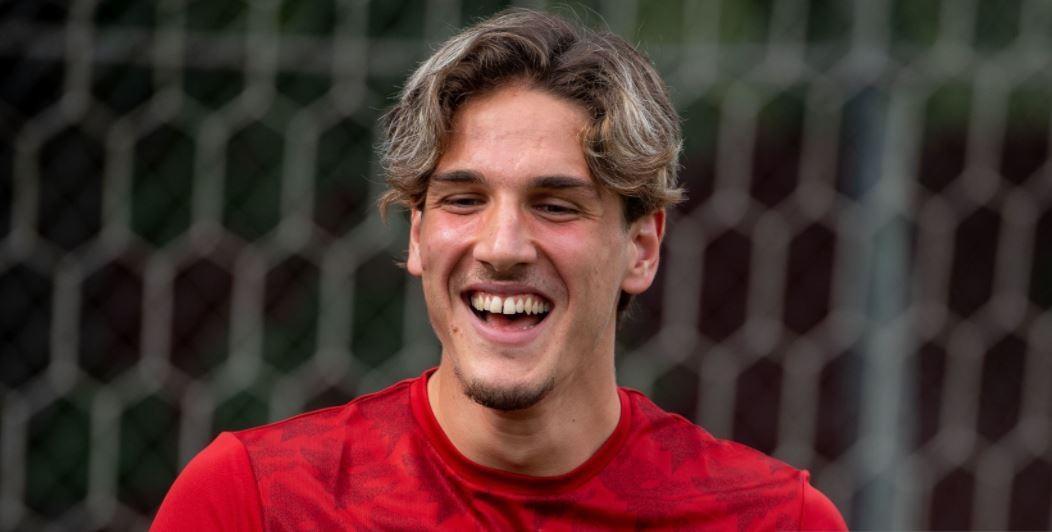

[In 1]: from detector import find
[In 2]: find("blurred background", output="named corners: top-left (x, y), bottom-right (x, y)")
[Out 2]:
top-left (1, 0), bottom-right (1050, 529)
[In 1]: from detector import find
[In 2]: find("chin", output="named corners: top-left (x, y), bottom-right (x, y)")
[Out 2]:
top-left (452, 358), bottom-right (555, 412)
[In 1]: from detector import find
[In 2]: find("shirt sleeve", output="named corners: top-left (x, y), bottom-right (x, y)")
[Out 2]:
top-left (800, 473), bottom-right (848, 531)
top-left (150, 432), bottom-right (264, 532)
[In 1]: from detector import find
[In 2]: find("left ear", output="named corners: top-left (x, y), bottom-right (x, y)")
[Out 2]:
top-left (621, 209), bottom-right (665, 295)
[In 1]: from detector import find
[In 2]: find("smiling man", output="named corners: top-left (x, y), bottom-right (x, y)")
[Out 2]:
top-left (407, 83), bottom-right (651, 478)
top-left (153, 9), bottom-right (846, 531)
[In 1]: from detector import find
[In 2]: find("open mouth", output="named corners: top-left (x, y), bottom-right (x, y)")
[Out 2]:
top-left (463, 291), bottom-right (552, 330)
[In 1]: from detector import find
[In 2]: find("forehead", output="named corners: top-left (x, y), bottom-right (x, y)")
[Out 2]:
top-left (434, 84), bottom-right (592, 185)
top-left (448, 84), bottom-right (588, 136)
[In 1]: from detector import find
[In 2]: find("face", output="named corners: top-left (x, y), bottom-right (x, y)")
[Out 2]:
top-left (407, 84), bottom-right (664, 411)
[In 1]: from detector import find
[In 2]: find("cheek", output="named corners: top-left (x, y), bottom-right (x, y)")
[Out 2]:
top-left (570, 235), bottom-right (631, 302)
top-left (547, 235), bottom-right (622, 295)
top-left (419, 218), bottom-right (476, 271)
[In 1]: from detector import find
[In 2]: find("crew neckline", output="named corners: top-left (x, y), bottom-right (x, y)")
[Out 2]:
top-left (409, 368), bottom-right (633, 496)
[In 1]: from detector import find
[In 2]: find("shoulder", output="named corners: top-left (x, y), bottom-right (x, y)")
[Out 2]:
top-left (621, 389), bottom-right (846, 529)
top-left (151, 433), bottom-right (262, 531)
top-left (230, 377), bottom-right (417, 483)
top-left (233, 376), bottom-right (415, 449)
top-left (624, 388), bottom-right (798, 483)
top-left (153, 377), bottom-right (420, 530)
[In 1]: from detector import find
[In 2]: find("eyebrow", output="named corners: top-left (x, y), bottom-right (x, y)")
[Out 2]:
top-left (430, 171), bottom-right (596, 195)
top-left (430, 170), bottom-right (483, 184)
top-left (533, 175), bottom-right (594, 191)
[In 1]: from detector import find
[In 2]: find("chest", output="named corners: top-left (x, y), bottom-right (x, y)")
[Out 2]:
top-left (249, 439), bottom-right (800, 531)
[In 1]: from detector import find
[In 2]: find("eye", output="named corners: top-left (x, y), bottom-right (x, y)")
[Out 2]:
top-left (535, 202), bottom-right (579, 218)
top-left (439, 195), bottom-right (485, 213)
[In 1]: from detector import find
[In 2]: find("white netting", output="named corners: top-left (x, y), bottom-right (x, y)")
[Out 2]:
top-left (1, 0), bottom-right (1050, 529)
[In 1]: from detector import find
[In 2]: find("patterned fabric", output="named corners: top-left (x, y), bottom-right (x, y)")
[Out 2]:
top-left (151, 369), bottom-right (846, 531)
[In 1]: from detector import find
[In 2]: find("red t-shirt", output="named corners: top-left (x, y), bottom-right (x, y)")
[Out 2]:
top-left (152, 370), bottom-right (846, 530)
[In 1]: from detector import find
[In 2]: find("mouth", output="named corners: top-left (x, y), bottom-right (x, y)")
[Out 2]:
top-left (461, 290), bottom-right (553, 331)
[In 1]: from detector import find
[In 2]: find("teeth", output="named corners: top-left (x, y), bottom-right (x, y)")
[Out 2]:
top-left (470, 292), bottom-right (550, 316)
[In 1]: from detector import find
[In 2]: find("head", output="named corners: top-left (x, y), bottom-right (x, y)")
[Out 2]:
top-left (380, 9), bottom-right (683, 410)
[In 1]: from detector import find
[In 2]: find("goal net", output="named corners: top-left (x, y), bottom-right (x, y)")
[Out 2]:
top-left (1, 0), bottom-right (1049, 529)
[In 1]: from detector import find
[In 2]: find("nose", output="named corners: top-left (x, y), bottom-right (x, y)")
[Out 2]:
top-left (472, 199), bottom-right (537, 271)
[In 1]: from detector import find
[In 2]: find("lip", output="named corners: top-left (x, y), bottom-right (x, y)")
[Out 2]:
top-left (461, 282), bottom-right (553, 302)
top-left (459, 282), bottom-right (554, 346)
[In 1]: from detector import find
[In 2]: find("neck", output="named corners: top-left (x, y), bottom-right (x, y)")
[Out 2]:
top-left (426, 361), bottom-right (620, 477)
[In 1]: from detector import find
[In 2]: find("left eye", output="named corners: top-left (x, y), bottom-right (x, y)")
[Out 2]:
top-left (536, 203), bottom-right (577, 216)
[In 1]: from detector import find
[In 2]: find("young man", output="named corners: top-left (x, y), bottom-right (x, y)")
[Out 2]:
top-left (153, 10), bottom-right (846, 530)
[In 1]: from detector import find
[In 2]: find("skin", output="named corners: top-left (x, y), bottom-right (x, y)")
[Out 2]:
top-left (407, 83), bottom-right (665, 476)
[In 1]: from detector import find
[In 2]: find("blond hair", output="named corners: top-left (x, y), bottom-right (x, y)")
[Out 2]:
top-left (378, 8), bottom-right (683, 223)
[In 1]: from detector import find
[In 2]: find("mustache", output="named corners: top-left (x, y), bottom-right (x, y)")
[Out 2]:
top-left (457, 266), bottom-right (550, 288)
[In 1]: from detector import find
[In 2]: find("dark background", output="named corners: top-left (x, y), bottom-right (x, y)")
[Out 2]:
top-left (1, 0), bottom-right (1050, 529)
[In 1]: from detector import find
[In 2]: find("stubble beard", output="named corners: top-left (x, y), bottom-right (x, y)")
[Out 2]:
top-left (454, 363), bottom-right (556, 412)
top-left (446, 266), bottom-right (559, 411)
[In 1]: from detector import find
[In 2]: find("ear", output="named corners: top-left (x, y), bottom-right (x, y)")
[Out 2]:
top-left (407, 208), bottom-right (423, 276)
top-left (621, 209), bottom-right (665, 295)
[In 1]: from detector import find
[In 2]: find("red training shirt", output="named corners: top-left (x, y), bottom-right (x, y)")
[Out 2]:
top-left (152, 369), bottom-right (846, 530)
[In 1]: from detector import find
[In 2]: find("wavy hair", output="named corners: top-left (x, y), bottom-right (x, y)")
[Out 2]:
top-left (378, 8), bottom-right (684, 223)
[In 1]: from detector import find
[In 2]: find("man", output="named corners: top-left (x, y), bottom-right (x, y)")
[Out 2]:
top-left (153, 9), bottom-right (846, 530)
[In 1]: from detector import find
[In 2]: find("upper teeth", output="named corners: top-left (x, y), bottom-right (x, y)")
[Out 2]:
top-left (471, 293), bottom-right (550, 315)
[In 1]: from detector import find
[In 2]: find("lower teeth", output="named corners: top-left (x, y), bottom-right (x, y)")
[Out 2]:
top-left (484, 312), bottom-right (543, 329)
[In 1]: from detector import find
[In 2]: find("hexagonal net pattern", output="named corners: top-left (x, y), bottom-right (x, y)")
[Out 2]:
top-left (1, 0), bottom-right (1050, 529)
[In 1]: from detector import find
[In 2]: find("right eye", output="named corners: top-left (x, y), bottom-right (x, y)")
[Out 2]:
top-left (440, 195), bottom-right (485, 213)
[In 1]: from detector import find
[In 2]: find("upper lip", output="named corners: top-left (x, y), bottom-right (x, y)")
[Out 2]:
top-left (461, 282), bottom-right (554, 305)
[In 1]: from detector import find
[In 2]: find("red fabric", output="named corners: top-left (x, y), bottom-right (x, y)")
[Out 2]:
top-left (150, 432), bottom-right (263, 531)
top-left (152, 369), bottom-right (846, 530)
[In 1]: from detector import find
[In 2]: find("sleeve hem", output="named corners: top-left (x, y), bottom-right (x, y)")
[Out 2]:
top-left (798, 469), bottom-right (849, 531)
